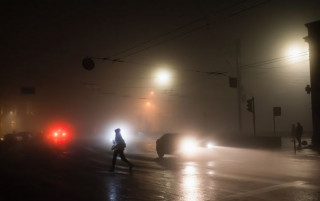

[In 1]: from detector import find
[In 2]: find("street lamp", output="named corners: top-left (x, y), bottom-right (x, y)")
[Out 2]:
top-left (145, 101), bottom-right (151, 107)
top-left (155, 69), bottom-right (172, 86)
top-left (286, 46), bottom-right (301, 57)
top-left (285, 44), bottom-right (308, 63)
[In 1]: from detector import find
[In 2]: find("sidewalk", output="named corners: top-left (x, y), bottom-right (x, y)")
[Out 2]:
top-left (280, 137), bottom-right (320, 158)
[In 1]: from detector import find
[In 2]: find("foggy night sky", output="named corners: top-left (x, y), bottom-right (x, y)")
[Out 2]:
top-left (1, 0), bottom-right (320, 137)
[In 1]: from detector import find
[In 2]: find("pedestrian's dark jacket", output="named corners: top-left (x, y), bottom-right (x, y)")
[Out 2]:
top-left (112, 133), bottom-right (126, 151)
top-left (296, 124), bottom-right (303, 137)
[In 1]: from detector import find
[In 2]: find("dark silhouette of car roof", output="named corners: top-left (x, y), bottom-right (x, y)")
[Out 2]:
top-left (157, 133), bottom-right (183, 141)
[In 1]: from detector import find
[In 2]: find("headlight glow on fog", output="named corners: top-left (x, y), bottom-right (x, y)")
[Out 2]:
top-left (180, 138), bottom-right (198, 155)
top-left (206, 142), bottom-right (214, 149)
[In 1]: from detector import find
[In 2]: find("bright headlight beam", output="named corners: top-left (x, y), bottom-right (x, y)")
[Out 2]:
top-left (180, 138), bottom-right (198, 155)
top-left (206, 142), bottom-right (214, 149)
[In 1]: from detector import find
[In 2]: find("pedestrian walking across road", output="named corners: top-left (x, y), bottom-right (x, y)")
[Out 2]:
top-left (295, 122), bottom-right (303, 148)
top-left (109, 128), bottom-right (134, 172)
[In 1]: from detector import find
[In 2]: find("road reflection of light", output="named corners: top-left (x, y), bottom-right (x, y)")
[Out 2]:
top-left (105, 176), bottom-right (122, 201)
top-left (184, 165), bottom-right (196, 175)
top-left (108, 181), bottom-right (117, 201)
top-left (207, 161), bottom-right (215, 167)
top-left (206, 161), bottom-right (216, 175)
top-left (183, 176), bottom-right (198, 189)
top-left (207, 170), bottom-right (215, 175)
top-left (181, 164), bottom-right (201, 201)
top-left (182, 176), bottom-right (199, 201)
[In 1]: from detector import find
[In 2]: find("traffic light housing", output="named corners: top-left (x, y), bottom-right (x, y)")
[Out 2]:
top-left (246, 98), bottom-right (253, 112)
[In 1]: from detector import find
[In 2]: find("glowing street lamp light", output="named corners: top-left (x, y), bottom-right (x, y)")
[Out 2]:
top-left (145, 101), bottom-right (151, 107)
top-left (285, 44), bottom-right (309, 63)
top-left (155, 69), bottom-right (172, 86)
top-left (287, 46), bottom-right (301, 57)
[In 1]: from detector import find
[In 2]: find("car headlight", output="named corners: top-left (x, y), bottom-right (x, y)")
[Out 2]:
top-left (206, 142), bottom-right (214, 149)
top-left (180, 138), bottom-right (198, 155)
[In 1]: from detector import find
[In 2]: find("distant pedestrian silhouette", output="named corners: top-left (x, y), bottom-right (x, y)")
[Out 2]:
top-left (295, 122), bottom-right (303, 148)
top-left (109, 128), bottom-right (133, 172)
top-left (291, 124), bottom-right (296, 138)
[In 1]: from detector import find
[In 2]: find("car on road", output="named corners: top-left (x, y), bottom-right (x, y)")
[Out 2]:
top-left (2, 132), bottom-right (34, 144)
top-left (47, 128), bottom-right (70, 145)
top-left (156, 133), bottom-right (180, 158)
top-left (156, 133), bottom-right (201, 158)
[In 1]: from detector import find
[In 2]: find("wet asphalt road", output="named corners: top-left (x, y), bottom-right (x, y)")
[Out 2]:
top-left (1, 138), bottom-right (320, 201)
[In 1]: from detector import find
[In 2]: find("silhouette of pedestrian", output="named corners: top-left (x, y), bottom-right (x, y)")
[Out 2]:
top-left (109, 128), bottom-right (133, 172)
top-left (291, 124), bottom-right (297, 152)
top-left (296, 122), bottom-right (303, 148)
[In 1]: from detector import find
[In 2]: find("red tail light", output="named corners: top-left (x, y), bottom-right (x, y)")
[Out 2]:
top-left (45, 122), bottom-right (73, 145)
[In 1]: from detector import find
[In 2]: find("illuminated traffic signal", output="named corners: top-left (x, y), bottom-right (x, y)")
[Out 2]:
top-left (246, 98), bottom-right (253, 112)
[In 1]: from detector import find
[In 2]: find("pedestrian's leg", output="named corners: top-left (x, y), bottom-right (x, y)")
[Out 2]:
top-left (119, 150), bottom-right (133, 169)
top-left (298, 137), bottom-right (302, 147)
top-left (110, 150), bottom-right (118, 171)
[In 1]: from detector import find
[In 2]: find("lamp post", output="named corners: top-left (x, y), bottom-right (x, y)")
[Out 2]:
top-left (305, 20), bottom-right (320, 147)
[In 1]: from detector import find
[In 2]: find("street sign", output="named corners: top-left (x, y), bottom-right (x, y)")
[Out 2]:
top-left (246, 98), bottom-right (254, 112)
top-left (229, 77), bottom-right (237, 88)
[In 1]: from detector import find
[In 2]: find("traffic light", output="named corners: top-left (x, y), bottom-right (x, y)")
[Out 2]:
top-left (246, 98), bottom-right (253, 112)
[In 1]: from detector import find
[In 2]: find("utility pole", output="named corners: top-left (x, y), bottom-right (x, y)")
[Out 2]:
top-left (236, 41), bottom-right (242, 135)
top-left (252, 97), bottom-right (256, 137)
top-left (273, 107), bottom-right (281, 136)
top-left (305, 21), bottom-right (320, 147)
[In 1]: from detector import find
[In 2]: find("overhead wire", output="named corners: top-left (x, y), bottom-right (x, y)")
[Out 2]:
top-left (88, 0), bottom-right (272, 77)
top-left (241, 51), bottom-right (309, 70)
top-left (119, 0), bottom-right (271, 59)
top-left (87, 51), bottom-right (311, 100)
top-left (110, 16), bottom-right (206, 58)
top-left (109, 0), bottom-right (248, 59)
top-left (85, 0), bottom-right (313, 99)
top-left (92, 0), bottom-right (269, 61)
top-left (86, 51), bottom-right (310, 100)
